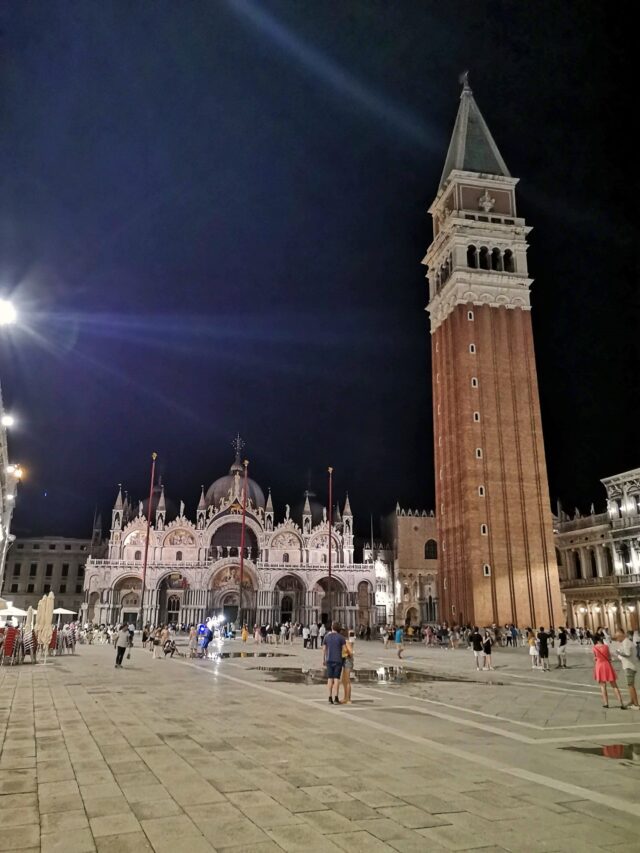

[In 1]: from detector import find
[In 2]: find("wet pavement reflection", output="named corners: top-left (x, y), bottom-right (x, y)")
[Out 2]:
top-left (250, 666), bottom-right (483, 685)
top-left (562, 743), bottom-right (640, 761)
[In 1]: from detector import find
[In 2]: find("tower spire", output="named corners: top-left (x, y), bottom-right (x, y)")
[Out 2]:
top-left (198, 485), bottom-right (206, 511)
top-left (439, 74), bottom-right (510, 190)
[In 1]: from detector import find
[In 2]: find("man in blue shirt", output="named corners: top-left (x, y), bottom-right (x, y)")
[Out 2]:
top-left (323, 622), bottom-right (346, 705)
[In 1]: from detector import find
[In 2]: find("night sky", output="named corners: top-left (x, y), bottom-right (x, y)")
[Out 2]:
top-left (1, 1), bottom-right (636, 538)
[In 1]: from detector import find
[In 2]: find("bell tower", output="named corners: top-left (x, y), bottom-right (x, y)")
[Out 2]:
top-left (425, 76), bottom-right (562, 628)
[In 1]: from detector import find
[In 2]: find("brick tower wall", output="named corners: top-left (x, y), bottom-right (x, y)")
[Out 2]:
top-left (433, 302), bottom-right (562, 629)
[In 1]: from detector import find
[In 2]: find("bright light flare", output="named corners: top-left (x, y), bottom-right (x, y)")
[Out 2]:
top-left (1, 414), bottom-right (14, 427)
top-left (0, 299), bottom-right (17, 326)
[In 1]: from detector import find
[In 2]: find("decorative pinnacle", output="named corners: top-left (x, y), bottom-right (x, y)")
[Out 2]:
top-left (243, 459), bottom-right (249, 469)
top-left (459, 70), bottom-right (471, 93)
top-left (232, 433), bottom-right (245, 458)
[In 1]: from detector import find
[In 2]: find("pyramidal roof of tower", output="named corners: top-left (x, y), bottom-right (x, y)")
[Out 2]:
top-left (439, 76), bottom-right (510, 190)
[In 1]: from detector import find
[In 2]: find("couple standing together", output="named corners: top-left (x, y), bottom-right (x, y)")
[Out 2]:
top-left (323, 622), bottom-right (354, 705)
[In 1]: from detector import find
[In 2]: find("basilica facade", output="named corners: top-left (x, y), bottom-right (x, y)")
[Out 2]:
top-left (82, 442), bottom-right (377, 629)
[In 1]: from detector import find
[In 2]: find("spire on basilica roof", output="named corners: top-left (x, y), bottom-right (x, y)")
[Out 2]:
top-left (303, 491), bottom-right (311, 515)
top-left (198, 485), bottom-right (207, 511)
top-left (334, 502), bottom-right (342, 524)
top-left (156, 484), bottom-right (166, 511)
top-left (265, 488), bottom-right (274, 512)
top-left (343, 493), bottom-right (353, 517)
top-left (439, 73), bottom-right (510, 190)
top-left (113, 485), bottom-right (123, 510)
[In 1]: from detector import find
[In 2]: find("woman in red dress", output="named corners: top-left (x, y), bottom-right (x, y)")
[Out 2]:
top-left (593, 637), bottom-right (626, 709)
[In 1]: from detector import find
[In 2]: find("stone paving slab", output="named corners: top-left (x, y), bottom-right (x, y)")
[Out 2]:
top-left (1, 639), bottom-right (639, 852)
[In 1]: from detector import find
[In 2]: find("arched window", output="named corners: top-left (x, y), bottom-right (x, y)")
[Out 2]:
top-left (467, 245), bottom-right (478, 268)
top-left (491, 248), bottom-right (503, 271)
top-left (282, 553), bottom-right (289, 564)
top-left (176, 551), bottom-right (183, 562)
top-left (479, 247), bottom-right (490, 270)
top-left (424, 539), bottom-right (437, 560)
top-left (134, 550), bottom-right (142, 561)
top-left (503, 249), bottom-right (515, 272)
top-left (605, 548), bottom-right (614, 575)
top-left (480, 524), bottom-right (488, 536)
top-left (574, 551), bottom-right (582, 579)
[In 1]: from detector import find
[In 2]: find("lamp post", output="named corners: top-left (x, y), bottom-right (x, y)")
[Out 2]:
top-left (238, 459), bottom-right (249, 630)
top-left (0, 300), bottom-right (17, 593)
top-left (327, 467), bottom-right (333, 626)
top-left (139, 452), bottom-right (157, 630)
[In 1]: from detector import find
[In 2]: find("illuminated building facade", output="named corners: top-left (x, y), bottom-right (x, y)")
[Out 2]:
top-left (83, 439), bottom-right (377, 628)
top-left (556, 468), bottom-right (640, 631)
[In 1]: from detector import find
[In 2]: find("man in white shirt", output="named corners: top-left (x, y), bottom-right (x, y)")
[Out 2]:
top-left (310, 622), bottom-right (319, 649)
top-left (614, 630), bottom-right (639, 709)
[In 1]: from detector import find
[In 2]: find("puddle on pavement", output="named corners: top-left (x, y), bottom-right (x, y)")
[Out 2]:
top-left (250, 666), bottom-right (475, 685)
top-left (207, 652), bottom-right (290, 659)
top-left (562, 743), bottom-right (640, 762)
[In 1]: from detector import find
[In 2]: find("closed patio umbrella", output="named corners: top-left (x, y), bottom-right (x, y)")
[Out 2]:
top-left (38, 592), bottom-right (55, 662)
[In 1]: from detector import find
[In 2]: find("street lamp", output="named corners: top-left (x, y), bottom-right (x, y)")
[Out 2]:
top-left (1, 415), bottom-right (14, 427)
top-left (0, 299), bottom-right (17, 326)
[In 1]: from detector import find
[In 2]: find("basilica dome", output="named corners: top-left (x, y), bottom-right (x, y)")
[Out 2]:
top-left (205, 452), bottom-right (266, 509)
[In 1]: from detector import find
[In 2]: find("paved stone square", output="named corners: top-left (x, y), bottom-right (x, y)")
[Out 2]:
top-left (1, 637), bottom-right (639, 852)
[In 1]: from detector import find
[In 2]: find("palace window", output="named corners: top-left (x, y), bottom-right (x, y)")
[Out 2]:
top-left (467, 245), bottom-right (478, 268)
top-left (479, 246), bottom-right (490, 270)
top-left (45, 564), bottom-right (53, 577)
top-left (10, 584), bottom-right (18, 593)
top-left (27, 584), bottom-right (34, 593)
top-left (13, 563), bottom-right (21, 575)
top-left (62, 564), bottom-right (69, 576)
top-left (134, 551), bottom-right (142, 561)
top-left (491, 248), bottom-right (503, 271)
top-left (282, 553), bottom-right (289, 564)
top-left (30, 564), bottom-right (37, 577)
top-left (43, 584), bottom-right (51, 593)
top-left (60, 584), bottom-right (66, 594)
top-left (425, 539), bottom-right (438, 560)
top-left (176, 551), bottom-right (183, 561)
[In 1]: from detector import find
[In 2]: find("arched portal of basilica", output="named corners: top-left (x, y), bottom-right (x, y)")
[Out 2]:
top-left (83, 442), bottom-right (378, 630)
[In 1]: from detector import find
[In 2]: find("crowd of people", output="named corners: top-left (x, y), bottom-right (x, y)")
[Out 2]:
top-left (77, 616), bottom-right (640, 711)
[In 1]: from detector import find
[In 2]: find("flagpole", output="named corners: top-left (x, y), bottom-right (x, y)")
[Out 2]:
top-left (328, 467), bottom-right (333, 625)
top-left (139, 452), bottom-right (157, 631)
top-left (238, 459), bottom-right (249, 630)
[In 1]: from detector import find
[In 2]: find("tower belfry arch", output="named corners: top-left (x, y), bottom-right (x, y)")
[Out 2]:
top-left (425, 77), bottom-right (562, 628)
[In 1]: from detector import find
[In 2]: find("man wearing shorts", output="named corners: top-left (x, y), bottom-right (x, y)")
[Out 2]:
top-left (615, 629), bottom-right (639, 709)
top-left (471, 626), bottom-right (483, 670)
top-left (323, 622), bottom-right (346, 705)
top-left (537, 627), bottom-right (550, 671)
